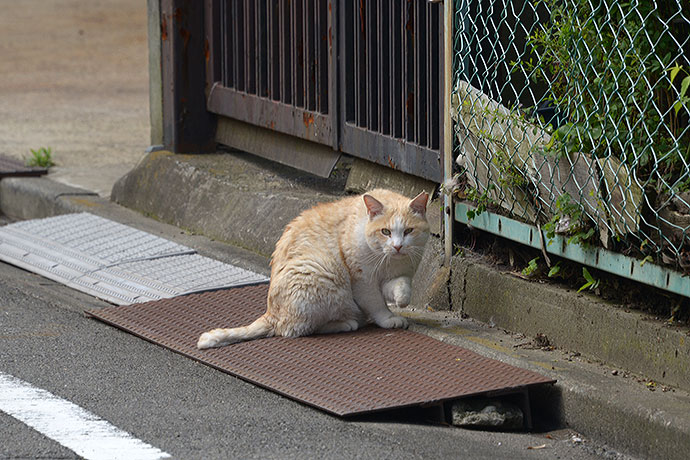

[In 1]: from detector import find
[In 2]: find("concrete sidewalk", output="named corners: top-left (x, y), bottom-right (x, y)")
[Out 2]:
top-left (2, 1), bottom-right (690, 458)
top-left (3, 157), bottom-right (690, 459)
top-left (0, 0), bottom-right (149, 197)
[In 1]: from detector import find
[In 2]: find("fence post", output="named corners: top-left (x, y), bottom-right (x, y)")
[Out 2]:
top-left (443, 0), bottom-right (454, 265)
top-left (160, 0), bottom-right (216, 153)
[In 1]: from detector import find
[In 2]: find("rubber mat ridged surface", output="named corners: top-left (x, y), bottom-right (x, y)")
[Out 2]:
top-left (87, 285), bottom-right (555, 416)
top-left (0, 213), bottom-right (268, 304)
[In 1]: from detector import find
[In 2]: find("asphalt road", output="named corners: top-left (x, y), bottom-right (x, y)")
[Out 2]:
top-left (0, 258), bottom-right (626, 460)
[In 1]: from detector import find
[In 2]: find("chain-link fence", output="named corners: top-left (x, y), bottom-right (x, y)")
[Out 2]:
top-left (451, 0), bottom-right (690, 273)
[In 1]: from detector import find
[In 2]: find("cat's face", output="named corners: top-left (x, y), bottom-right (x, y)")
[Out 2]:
top-left (363, 192), bottom-right (430, 260)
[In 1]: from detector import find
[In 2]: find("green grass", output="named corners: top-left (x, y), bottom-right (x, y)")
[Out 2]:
top-left (26, 147), bottom-right (55, 168)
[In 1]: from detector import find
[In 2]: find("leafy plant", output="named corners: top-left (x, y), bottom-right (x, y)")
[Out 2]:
top-left (524, 0), bottom-right (689, 192)
top-left (542, 193), bottom-right (595, 246)
top-left (491, 150), bottom-right (527, 189)
top-left (465, 184), bottom-right (496, 220)
top-left (522, 257), bottom-right (540, 277)
top-left (26, 147), bottom-right (55, 168)
top-left (578, 267), bottom-right (600, 292)
top-left (547, 261), bottom-right (562, 278)
top-left (669, 64), bottom-right (690, 117)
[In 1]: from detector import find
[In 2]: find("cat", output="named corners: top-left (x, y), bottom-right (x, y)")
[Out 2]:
top-left (196, 188), bottom-right (430, 349)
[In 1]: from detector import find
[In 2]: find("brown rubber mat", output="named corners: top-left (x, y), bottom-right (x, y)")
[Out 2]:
top-left (87, 284), bottom-right (555, 416)
top-left (0, 155), bottom-right (47, 178)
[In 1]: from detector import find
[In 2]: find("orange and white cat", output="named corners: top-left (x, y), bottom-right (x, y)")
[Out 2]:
top-left (197, 189), bottom-right (429, 349)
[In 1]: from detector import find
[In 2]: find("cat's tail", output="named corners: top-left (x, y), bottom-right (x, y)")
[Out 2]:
top-left (196, 314), bottom-right (274, 349)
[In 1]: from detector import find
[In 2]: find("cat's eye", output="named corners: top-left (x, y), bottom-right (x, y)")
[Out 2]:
top-left (404, 228), bottom-right (414, 235)
top-left (381, 228), bottom-right (391, 236)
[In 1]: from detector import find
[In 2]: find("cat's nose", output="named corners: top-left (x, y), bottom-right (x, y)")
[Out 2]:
top-left (393, 244), bottom-right (402, 252)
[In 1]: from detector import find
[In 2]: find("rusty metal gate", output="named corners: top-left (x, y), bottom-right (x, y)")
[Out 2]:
top-left (204, 0), bottom-right (442, 182)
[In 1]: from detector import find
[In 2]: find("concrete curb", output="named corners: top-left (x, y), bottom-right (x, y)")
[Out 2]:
top-left (451, 255), bottom-right (690, 392)
top-left (110, 150), bottom-right (348, 258)
top-left (3, 160), bottom-right (690, 458)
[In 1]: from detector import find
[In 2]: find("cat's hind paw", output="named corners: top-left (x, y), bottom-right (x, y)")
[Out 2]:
top-left (197, 330), bottom-right (223, 349)
top-left (317, 319), bottom-right (360, 334)
top-left (378, 315), bottom-right (409, 330)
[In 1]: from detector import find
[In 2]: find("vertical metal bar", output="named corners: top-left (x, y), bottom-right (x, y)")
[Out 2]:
top-left (363, 0), bottom-right (368, 129)
top-left (376, 0), bottom-right (381, 134)
top-left (424, 3), bottom-right (430, 148)
top-left (354, 0), bottom-right (359, 125)
top-left (416, 1), bottom-right (428, 147)
top-left (414, 0), bottom-right (419, 144)
top-left (443, 0), bottom-right (454, 265)
top-left (429, 1), bottom-right (440, 150)
top-left (244, 0), bottom-right (249, 92)
top-left (342, 0), bottom-right (354, 122)
top-left (297, 0), bottom-right (310, 110)
top-left (205, 0), bottom-right (221, 86)
top-left (294, 0), bottom-right (304, 108)
top-left (225, 0), bottom-right (232, 88)
top-left (247, 0), bottom-right (256, 94)
top-left (405, 0), bottom-right (414, 141)
top-left (160, 0), bottom-right (216, 152)
top-left (355, 0), bottom-right (364, 127)
top-left (270, 0), bottom-right (281, 100)
top-left (339, 0), bottom-right (350, 149)
top-left (319, 0), bottom-right (329, 114)
top-left (392, 0), bottom-right (402, 138)
top-left (400, 0), bottom-right (405, 140)
top-left (366, 0), bottom-right (378, 131)
top-left (258, 0), bottom-right (268, 97)
top-left (234, 0), bottom-right (244, 91)
top-left (254, 0), bottom-right (258, 95)
top-left (379, 0), bottom-right (390, 135)
top-left (291, 0), bottom-right (297, 106)
top-left (314, 0), bottom-right (320, 111)
top-left (290, 0), bottom-right (295, 105)
top-left (280, 0), bottom-right (291, 104)
top-left (266, 0), bottom-right (272, 99)
top-left (305, 0), bottom-right (315, 111)
top-left (217, 0), bottom-right (225, 86)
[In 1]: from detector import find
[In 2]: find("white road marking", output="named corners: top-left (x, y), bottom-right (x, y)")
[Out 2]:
top-left (0, 372), bottom-right (170, 460)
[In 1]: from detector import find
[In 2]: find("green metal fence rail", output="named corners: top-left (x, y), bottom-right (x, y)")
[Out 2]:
top-left (450, 0), bottom-right (690, 295)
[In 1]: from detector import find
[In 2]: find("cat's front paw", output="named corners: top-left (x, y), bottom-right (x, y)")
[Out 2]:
top-left (383, 277), bottom-right (411, 308)
top-left (197, 331), bottom-right (220, 349)
top-left (378, 315), bottom-right (409, 329)
top-left (392, 284), bottom-right (411, 308)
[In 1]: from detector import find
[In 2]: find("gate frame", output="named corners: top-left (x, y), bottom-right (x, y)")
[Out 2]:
top-left (203, 0), bottom-right (339, 150)
top-left (157, 0), bottom-right (446, 185)
top-left (160, 0), bottom-right (217, 153)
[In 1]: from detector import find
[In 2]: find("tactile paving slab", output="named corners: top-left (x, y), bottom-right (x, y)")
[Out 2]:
top-left (87, 285), bottom-right (556, 416)
top-left (0, 213), bottom-right (268, 304)
top-left (0, 154), bottom-right (47, 178)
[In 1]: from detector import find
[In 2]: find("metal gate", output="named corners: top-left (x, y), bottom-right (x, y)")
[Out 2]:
top-left (204, 0), bottom-right (442, 182)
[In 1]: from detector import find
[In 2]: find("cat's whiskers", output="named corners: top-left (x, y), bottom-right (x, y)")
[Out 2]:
top-left (406, 246), bottom-right (424, 265)
top-left (372, 253), bottom-right (388, 282)
top-left (364, 249), bottom-right (391, 283)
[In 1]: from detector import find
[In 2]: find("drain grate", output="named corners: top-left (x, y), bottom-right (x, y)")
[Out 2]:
top-left (87, 285), bottom-right (556, 417)
top-left (0, 213), bottom-right (268, 304)
top-left (0, 154), bottom-right (47, 178)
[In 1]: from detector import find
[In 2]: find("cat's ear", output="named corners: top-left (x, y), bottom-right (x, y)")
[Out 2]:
top-left (363, 194), bottom-right (384, 219)
top-left (409, 191), bottom-right (429, 216)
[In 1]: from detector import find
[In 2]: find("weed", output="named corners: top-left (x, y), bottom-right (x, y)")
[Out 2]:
top-left (578, 267), bottom-right (600, 292)
top-left (547, 261), bottom-right (562, 278)
top-left (465, 184), bottom-right (496, 220)
top-left (27, 147), bottom-right (55, 168)
top-left (522, 257), bottom-right (540, 277)
top-left (542, 193), bottom-right (595, 247)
